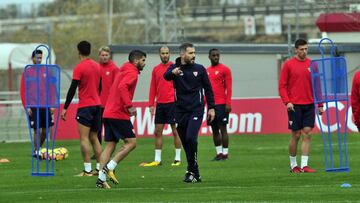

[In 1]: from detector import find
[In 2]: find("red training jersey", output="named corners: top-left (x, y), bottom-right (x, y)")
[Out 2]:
top-left (72, 58), bottom-right (101, 108)
top-left (148, 61), bottom-right (175, 106)
top-left (99, 60), bottom-right (119, 107)
top-left (351, 71), bottom-right (360, 128)
top-left (279, 57), bottom-right (315, 105)
top-left (206, 63), bottom-right (232, 106)
top-left (103, 62), bottom-right (139, 120)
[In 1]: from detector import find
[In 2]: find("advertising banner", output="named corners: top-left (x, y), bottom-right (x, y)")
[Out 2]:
top-left (56, 98), bottom-right (357, 139)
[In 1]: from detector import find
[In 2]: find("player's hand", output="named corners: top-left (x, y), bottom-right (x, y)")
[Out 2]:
top-left (172, 67), bottom-right (183, 76)
top-left (318, 106), bottom-right (324, 115)
top-left (287, 103), bottom-right (295, 112)
top-left (207, 108), bottom-right (215, 123)
top-left (225, 105), bottom-right (232, 113)
top-left (149, 106), bottom-right (155, 115)
top-left (27, 108), bottom-right (32, 116)
top-left (128, 107), bottom-right (137, 117)
top-left (61, 109), bottom-right (67, 121)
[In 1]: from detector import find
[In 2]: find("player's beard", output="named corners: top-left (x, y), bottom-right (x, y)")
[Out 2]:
top-left (185, 57), bottom-right (195, 64)
top-left (211, 60), bottom-right (219, 66)
top-left (298, 54), bottom-right (306, 60)
top-left (296, 50), bottom-right (307, 60)
top-left (137, 63), bottom-right (145, 71)
top-left (161, 57), bottom-right (169, 64)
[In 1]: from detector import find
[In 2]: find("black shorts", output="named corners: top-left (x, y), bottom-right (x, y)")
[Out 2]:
top-left (76, 106), bottom-right (101, 132)
top-left (287, 104), bottom-right (315, 131)
top-left (29, 108), bottom-right (54, 129)
top-left (104, 118), bottom-right (135, 142)
top-left (155, 102), bottom-right (175, 124)
top-left (207, 104), bottom-right (229, 126)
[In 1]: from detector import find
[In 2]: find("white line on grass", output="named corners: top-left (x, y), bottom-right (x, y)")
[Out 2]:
top-left (254, 141), bottom-right (360, 150)
top-left (7, 184), bottom-right (357, 195)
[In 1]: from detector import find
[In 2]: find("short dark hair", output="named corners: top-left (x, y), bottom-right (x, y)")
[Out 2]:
top-left (77, 41), bottom-right (91, 56)
top-left (31, 50), bottom-right (43, 58)
top-left (179, 43), bottom-right (194, 53)
top-left (128, 50), bottom-right (146, 62)
top-left (208, 48), bottom-right (219, 55)
top-left (294, 39), bottom-right (307, 49)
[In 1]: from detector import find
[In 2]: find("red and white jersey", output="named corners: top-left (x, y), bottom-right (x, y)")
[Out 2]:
top-left (99, 60), bottom-right (119, 107)
top-left (72, 58), bottom-right (101, 108)
top-left (206, 63), bottom-right (232, 105)
top-left (351, 71), bottom-right (360, 128)
top-left (103, 62), bottom-right (139, 120)
top-left (148, 61), bottom-right (175, 106)
top-left (279, 57), bottom-right (314, 105)
top-left (20, 66), bottom-right (57, 109)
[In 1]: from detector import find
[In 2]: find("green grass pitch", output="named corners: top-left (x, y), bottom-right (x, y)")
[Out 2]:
top-left (0, 134), bottom-right (359, 202)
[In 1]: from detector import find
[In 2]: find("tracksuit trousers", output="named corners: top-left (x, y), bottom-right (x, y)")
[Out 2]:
top-left (175, 111), bottom-right (203, 177)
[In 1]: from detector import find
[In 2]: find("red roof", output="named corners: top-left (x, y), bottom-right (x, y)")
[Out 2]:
top-left (316, 13), bottom-right (360, 32)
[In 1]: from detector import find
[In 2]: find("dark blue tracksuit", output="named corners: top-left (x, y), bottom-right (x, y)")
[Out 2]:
top-left (164, 57), bottom-right (215, 177)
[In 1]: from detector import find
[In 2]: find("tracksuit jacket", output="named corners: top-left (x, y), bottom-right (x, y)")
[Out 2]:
top-left (163, 57), bottom-right (215, 113)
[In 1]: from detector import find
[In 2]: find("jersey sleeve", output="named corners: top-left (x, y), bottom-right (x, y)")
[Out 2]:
top-left (278, 61), bottom-right (290, 105)
top-left (148, 68), bottom-right (157, 107)
top-left (201, 66), bottom-right (215, 109)
top-left (20, 72), bottom-right (26, 109)
top-left (224, 66), bottom-right (233, 106)
top-left (164, 64), bottom-right (176, 81)
top-left (119, 72), bottom-right (138, 108)
top-left (112, 67), bottom-right (119, 81)
top-left (351, 72), bottom-right (360, 128)
top-left (72, 65), bottom-right (81, 80)
top-left (311, 62), bottom-right (323, 107)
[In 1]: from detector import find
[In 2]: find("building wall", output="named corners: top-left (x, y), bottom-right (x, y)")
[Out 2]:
top-left (111, 44), bottom-right (360, 101)
top-left (328, 33), bottom-right (360, 43)
top-left (113, 52), bottom-right (279, 100)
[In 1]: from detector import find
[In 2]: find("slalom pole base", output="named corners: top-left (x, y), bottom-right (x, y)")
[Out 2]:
top-left (31, 172), bottom-right (55, 176)
top-left (325, 167), bottom-right (349, 172)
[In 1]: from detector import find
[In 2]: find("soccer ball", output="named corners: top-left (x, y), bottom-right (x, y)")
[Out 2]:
top-left (39, 147), bottom-right (69, 160)
top-left (53, 149), bottom-right (64, 161)
top-left (40, 149), bottom-right (53, 160)
top-left (56, 147), bottom-right (69, 159)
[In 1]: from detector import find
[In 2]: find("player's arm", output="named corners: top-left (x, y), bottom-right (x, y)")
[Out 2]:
top-left (149, 69), bottom-right (157, 115)
top-left (20, 72), bottom-right (34, 116)
top-left (163, 64), bottom-right (178, 81)
top-left (312, 62), bottom-right (324, 115)
top-left (351, 73), bottom-right (360, 131)
top-left (99, 77), bottom-right (102, 95)
top-left (201, 67), bottom-right (216, 122)
top-left (119, 73), bottom-right (137, 117)
top-left (61, 79), bottom-right (79, 120)
top-left (278, 62), bottom-right (293, 111)
top-left (224, 67), bottom-right (233, 112)
top-left (20, 72), bottom-right (26, 109)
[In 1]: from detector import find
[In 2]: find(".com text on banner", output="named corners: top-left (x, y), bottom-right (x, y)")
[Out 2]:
top-left (56, 98), bottom-right (357, 140)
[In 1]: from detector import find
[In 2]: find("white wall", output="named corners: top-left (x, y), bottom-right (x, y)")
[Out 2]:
top-left (112, 47), bottom-right (360, 101)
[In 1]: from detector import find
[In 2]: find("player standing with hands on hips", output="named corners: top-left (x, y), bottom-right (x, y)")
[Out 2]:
top-left (164, 43), bottom-right (215, 183)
